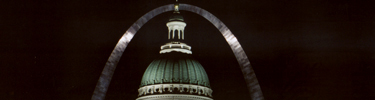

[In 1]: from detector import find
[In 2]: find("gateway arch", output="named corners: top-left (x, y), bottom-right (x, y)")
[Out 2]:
top-left (92, 4), bottom-right (264, 100)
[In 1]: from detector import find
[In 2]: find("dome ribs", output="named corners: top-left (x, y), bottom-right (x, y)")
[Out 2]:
top-left (186, 59), bottom-right (197, 84)
top-left (196, 60), bottom-right (210, 87)
top-left (192, 60), bottom-right (203, 85)
top-left (140, 53), bottom-right (211, 87)
top-left (181, 58), bottom-right (189, 83)
top-left (172, 61), bottom-right (180, 82)
top-left (164, 58), bottom-right (174, 83)
top-left (194, 60), bottom-right (208, 86)
top-left (141, 59), bottom-right (158, 86)
top-left (155, 59), bottom-right (167, 84)
top-left (147, 59), bottom-right (163, 85)
top-left (178, 59), bottom-right (183, 83)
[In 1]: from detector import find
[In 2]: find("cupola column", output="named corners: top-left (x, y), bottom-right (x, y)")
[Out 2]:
top-left (166, 2), bottom-right (186, 41)
top-left (167, 26), bottom-right (185, 40)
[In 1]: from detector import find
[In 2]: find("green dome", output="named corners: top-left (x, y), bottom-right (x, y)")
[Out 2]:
top-left (140, 52), bottom-right (210, 87)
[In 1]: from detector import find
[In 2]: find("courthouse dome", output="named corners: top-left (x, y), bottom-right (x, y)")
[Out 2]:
top-left (140, 52), bottom-right (210, 87)
top-left (136, 3), bottom-right (213, 99)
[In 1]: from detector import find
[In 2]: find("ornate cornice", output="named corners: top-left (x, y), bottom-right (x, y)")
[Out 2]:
top-left (160, 42), bottom-right (192, 54)
top-left (138, 84), bottom-right (213, 97)
top-left (136, 94), bottom-right (213, 100)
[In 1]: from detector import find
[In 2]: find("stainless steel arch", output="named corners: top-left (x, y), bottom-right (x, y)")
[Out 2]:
top-left (92, 4), bottom-right (264, 100)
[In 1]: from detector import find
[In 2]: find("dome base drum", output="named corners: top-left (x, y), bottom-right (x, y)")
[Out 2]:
top-left (136, 94), bottom-right (213, 100)
top-left (138, 84), bottom-right (212, 97)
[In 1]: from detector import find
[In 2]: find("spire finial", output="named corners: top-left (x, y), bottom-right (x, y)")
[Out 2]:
top-left (174, 1), bottom-right (179, 13)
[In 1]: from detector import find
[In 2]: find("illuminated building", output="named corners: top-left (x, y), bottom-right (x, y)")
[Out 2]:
top-left (136, 3), bottom-right (213, 100)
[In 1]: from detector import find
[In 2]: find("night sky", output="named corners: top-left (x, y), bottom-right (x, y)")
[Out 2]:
top-left (2, 0), bottom-right (375, 100)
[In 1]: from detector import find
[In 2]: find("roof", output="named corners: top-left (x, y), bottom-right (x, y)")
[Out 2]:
top-left (169, 12), bottom-right (184, 21)
top-left (140, 52), bottom-right (210, 87)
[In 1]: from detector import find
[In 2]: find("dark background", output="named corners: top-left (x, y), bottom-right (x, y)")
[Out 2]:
top-left (2, 0), bottom-right (375, 100)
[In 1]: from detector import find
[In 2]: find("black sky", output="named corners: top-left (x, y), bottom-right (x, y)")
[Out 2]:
top-left (2, 0), bottom-right (375, 100)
